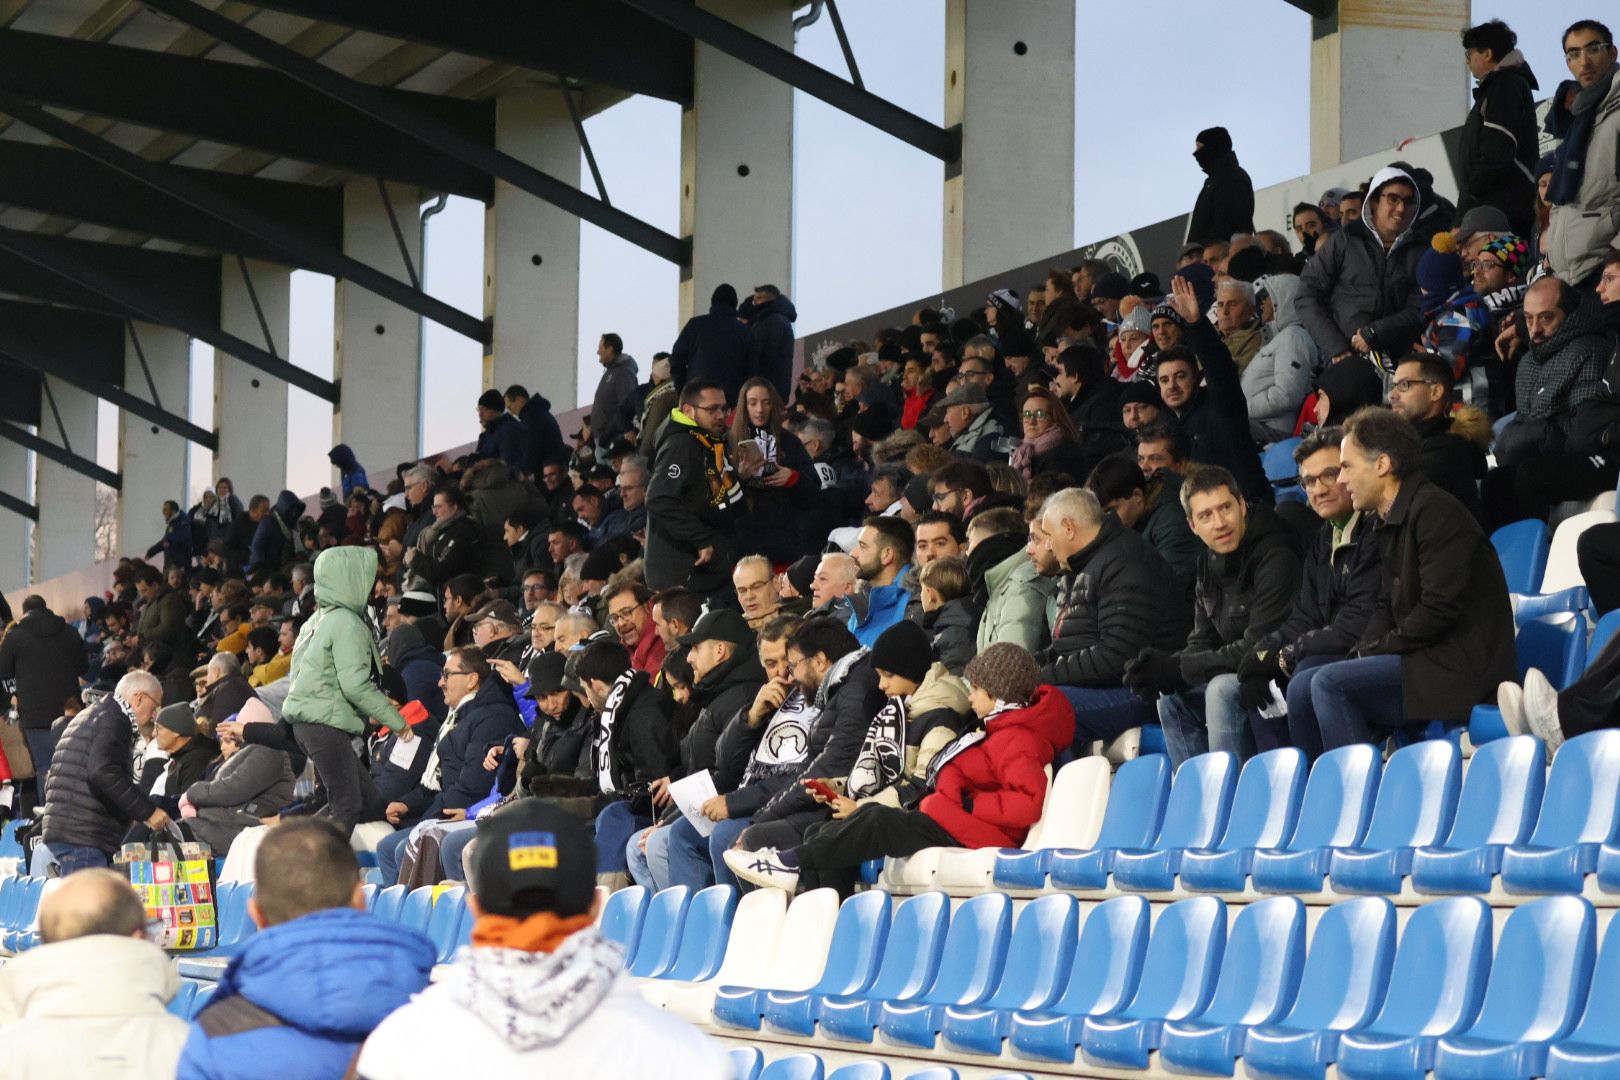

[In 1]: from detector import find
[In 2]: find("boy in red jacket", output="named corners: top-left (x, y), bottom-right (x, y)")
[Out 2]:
top-left (725, 643), bottom-right (1075, 895)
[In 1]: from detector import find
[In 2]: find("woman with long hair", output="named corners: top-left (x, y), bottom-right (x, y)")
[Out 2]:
top-left (728, 376), bottom-right (821, 564)
top-left (1009, 386), bottom-right (1090, 481)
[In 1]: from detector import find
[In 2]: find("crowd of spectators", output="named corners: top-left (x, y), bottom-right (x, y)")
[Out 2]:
top-left (2, 14), bottom-right (1620, 1078)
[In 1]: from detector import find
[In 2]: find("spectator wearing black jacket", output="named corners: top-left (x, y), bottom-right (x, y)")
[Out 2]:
top-left (1186, 126), bottom-right (1255, 244)
top-left (474, 388), bottom-right (526, 471)
top-left (145, 500), bottom-right (193, 571)
top-left (1126, 467), bottom-right (1304, 767)
top-left (1386, 353), bottom-right (1489, 520)
top-left (741, 285), bottom-right (798, 401)
top-left (404, 486), bottom-right (481, 596)
top-left (670, 283), bottom-right (756, 404)
top-left (1034, 487), bottom-right (1182, 748)
top-left (1203, 430), bottom-right (1384, 758)
top-left (1458, 19), bottom-right (1541, 238)
top-left (504, 384), bottom-right (567, 477)
top-left (1048, 344), bottom-right (1127, 474)
top-left (644, 380), bottom-right (743, 597)
top-left (0, 595), bottom-right (89, 801)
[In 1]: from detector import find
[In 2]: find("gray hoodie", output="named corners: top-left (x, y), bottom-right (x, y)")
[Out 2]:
top-left (1242, 273), bottom-right (1324, 441)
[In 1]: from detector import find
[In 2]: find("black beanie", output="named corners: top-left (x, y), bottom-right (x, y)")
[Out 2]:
top-left (871, 620), bottom-right (933, 684)
top-left (1195, 126), bottom-right (1233, 153)
top-left (712, 283), bottom-right (739, 309)
top-left (478, 389), bottom-right (504, 411)
top-left (1226, 245), bottom-right (1267, 283)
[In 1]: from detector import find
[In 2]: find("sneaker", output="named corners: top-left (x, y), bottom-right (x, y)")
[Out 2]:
top-left (723, 847), bottom-right (799, 893)
top-left (1496, 681), bottom-right (1527, 736)
top-left (1522, 668), bottom-right (1565, 756)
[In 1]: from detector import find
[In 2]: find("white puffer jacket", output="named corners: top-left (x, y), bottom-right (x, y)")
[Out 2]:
top-left (1242, 274), bottom-right (1323, 441)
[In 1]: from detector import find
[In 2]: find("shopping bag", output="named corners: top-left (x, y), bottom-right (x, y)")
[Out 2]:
top-left (118, 834), bottom-right (218, 951)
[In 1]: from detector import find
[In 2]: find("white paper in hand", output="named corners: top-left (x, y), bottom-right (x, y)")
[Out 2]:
top-left (669, 770), bottom-right (720, 837)
top-left (1256, 681), bottom-right (1289, 722)
top-left (387, 735), bottom-right (419, 770)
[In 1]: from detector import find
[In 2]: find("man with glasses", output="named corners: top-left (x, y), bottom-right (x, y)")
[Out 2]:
top-left (1546, 19), bottom-right (1620, 288)
top-left (645, 379), bottom-right (742, 596)
top-left (605, 582), bottom-right (665, 675)
top-left (928, 460), bottom-right (997, 523)
top-left (1387, 353), bottom-right (1488, 520)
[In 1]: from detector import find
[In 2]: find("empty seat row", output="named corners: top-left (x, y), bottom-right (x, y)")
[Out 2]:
top-left (711, 886), bottom-right (1620, 1080)
top-left (0, 875), bottom-right (49, 953)
top-left (727, 1046), bottom-right (1030, 1080)
top-left (1471, 609), bottom-right (1620, 745)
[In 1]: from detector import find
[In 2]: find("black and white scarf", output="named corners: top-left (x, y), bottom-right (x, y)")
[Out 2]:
top-left (846, 696), bottom-right (907, 800)
top-left (741, 686), bottom-right (818, 787)
top-left (593, 671), bottom-right (637, 797)
top-left (450, 928), bottom-right (625, 1051)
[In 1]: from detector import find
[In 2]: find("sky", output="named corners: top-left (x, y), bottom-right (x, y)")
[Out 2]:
top-left (90, 0), bottom-right (1601, 502)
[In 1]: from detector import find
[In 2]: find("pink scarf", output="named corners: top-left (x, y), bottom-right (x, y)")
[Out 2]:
top-left (1009, 426), bottom-right (1067, 479)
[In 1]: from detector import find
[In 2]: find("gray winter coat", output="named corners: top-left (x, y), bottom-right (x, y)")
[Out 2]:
top-left (1242, 274), bottom-right (1323, 441)
top-left (1545, 74), bottom-right (1620, 285)
top-left (184, 743), bottom-right (297, 852)
top-left (590, 354), bottom-right (639, 448)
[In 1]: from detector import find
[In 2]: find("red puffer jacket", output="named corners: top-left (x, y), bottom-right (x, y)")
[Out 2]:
top-left (920, 684), bottom-right (1075, 849)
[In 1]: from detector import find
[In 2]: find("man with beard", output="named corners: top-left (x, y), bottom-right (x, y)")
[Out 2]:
top-left (604, 582), bottom-right (665, 676)
top-left (644, 380), bottom-right (743, 597)
top-left (848, 516), bottom-right (914, 647)
top-left (1386, 353), bottom-right (1490, 520)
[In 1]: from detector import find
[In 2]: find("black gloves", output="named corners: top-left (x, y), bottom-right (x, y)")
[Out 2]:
top-left (1122, 648), bottom-right (1186, 700)
top-left (1237, 648), bottom-right (1285, 685)
top-left (1239, 677), bottom-right (1274, 711)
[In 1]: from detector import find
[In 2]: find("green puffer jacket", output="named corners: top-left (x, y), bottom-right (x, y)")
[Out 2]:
top-left (281, 547), bottom-right (406, 737)
top-left (975, 548), bottom-right (1055, 655)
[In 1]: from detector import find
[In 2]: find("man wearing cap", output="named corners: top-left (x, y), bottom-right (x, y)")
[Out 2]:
top-left (475, 388), bottom-right (527, 471)
top-left (468, 599), bottom-right (528, 667)
top-left (1088, 272), bottom-right (1129, 323)
top-left (147, 703), bottom-right (218, 811)
top-left (1187, 126), bottom-right (1255, 245)
top-left (941, 383), bottom-right (1004, 463)
top-left (1118, 381), bottom-right (1163, 431)
top-left (358, 802), bottom-right (729, 1078)
top-left (645, 379), bottom-right (742, 597)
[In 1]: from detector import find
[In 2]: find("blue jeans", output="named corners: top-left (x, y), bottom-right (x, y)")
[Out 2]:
top-left (53, 844), bottom-right (110, 875)
top-left (376, 826), bottom-right (411, 885)
top-left (626, 823), bottom-right (674, 890)
top-left (1058, 687), bottom-right (1157, 748)
top-left (594, 801), bottom-right (650, 874)
top-left (665, 815), bottom-right (753, 891)
top-left (1157, 689), bottom-right (1208, 769)
top-left (440, 823), bottom-right (480, 881)
top-left (1204, 654), bottom-right (1346, 761)
top-left (1296, 654), bottom-right (1404, 760)
top-left (24, 728), bottom-right (57, 802)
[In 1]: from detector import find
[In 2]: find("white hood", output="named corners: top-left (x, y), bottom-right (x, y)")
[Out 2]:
top-left (1361, 166), bottom-right (1420, 250)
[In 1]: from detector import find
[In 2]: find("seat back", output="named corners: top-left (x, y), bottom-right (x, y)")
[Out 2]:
top-left (1091, 755), bottom-right (1171, 850)
top-left (1591, 609), bottom-right (1620, 657)
top-left (1462, 896), bottom-right (1596, 1043)
top-left (167, 980), bottom-right (197, 1018)
top-left (917, 892), bottom-right (1012, 1007)
top-left (1196, 895), bottom-right (1306, 1027)
top-left (982, 894), bottom-right (1081, 1012)
top-left (1217, 748), bottom-right (1307, 853)
top-left (189, 982), bottom-right (218, 1019)
top-left (1117, 895), bottom-right (1227, 1022)
top-left (1492, 519), bottom-right (1549, 595)
top-left (1518, 613), bottom-right (1588, 690)
top-left (825, 1064), bottom-right (890, 1080)
top-left (758, 1052), bottom-right (825, 1080)
top-left (1262, 438), bottom-right (1304, 484)
top-left (1359, 741), bottom-right (1461, 852)
top-left (661, 884), bottom-right (738, 982)
top-left (598, 885), bottom-right (649, 958)
top-left (1282, 743), bottom-right (1380, 852)
top-left (1046, 894), bottom-right (1151, 1016)
top-left (1276, 896), bottom-right (1396, 1032)
top-left (1524, 730), bottom-right (1620, 849)
top-left (808, 891), bottom-right (892, 998)
top-left (1030, 758), bottom-right (1111, 851)
top-left (1441, 735), bottom-right (1546, 850)
top-left (1561, 904), bottom-right (1620, 1047)
top-left (1544, 510), bottom-right (1613, 593)
top-left (705, 886), bottom-right (787, 987)
top-left (1359, 896), bottom-right (1492, 1039)
top-left (1154, 752), bottom-right (1238, 851)
top-left (360, 883), bottom-right (377, 910)
top-left (626, 885), bottom-right (691, 979)
top-left (396, 886), bottom-right (435, 934)
top-left (863, 891), bottom-right (951, 1002)
top-left (425, 885), bottom-right (467, 964)
top-left (761, 888), bottom-right (841, 992)
top-left (728, 1045), bottom-right (764, 1080)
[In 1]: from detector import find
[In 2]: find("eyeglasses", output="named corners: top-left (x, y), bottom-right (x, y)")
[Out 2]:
top-left (522, 583), bottom-right (548, 594)
top-left (1021, 409), bottom-right (1050, 421)
top-left (1566, 41), bottom-right (1614, 61)
top-left (607, 607), bottom-right (641, 625)
top-left (1391, 378), bottom-right (1438, 393)
top-left (439, 668), bottom-right (471, 683)
top-left (931, 488), bottom-right (963, 505)
top-left (1298, 466), bottom-right (1343, 491)
top-left (691, 402), bottom-right (728, 415)
top-left (960, 368), bottom-right (991, 379)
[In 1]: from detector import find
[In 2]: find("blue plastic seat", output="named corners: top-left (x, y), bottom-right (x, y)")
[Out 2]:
top-left (900, 1070), bottom-right (961, 1080)
top-left (395, 886), bottom-right (435, 934)
top-left (729, 1045), bottom-right (764, 1080)
top-left (1004, 895), bottom-right (1152, 1064)
top-left (895, 894), bottom-right (1077, 1052)
top-left (1240, 896), bottom-right (1397, 1079)
top-left (3, 878), bottom-right (44, 952)
top-left (1498, 731), bottom-right (1620, 894)
top-left (1591, 609), bottom-right (1620, 655)
top-left (1052, 753), bottom-right (1229, 891)
top-left (718, 890), bottom-right (889, 1031)
top-left (1263, 438), bottom-right (1304, 486)
top-left (1514, 587), bottom-right (1592, 626)
top-left (1172, 749), bottom-right (1309, 894)
top-left (996, 755), bottom-right (1168, 889)
top-left (759, 1053), bottom-right (825, 1080)
top-left (1473, 614), bottom-right (1590, 744)
top-left (626, 885), bottom-right (691, 979)
top-left (1334, 896), bottom-right (1493, 1078)
top-left (167, 979), bottom-right (198, 1018)
top-left (1105, 751), bottom-right (1240, 892)
top-left (1328, 740), bottom-right (1462, 895)
top-left (370, 883), bottom-right (407, 924)
top-left (1545, 913), bottom-right (1620, 1079)
top-left (826, 1064), bottom-right (890, 1080)
top-left (1131, 896), bottom-right (1307, 1075)
top-left (1492, 519), bottom-right (1550, 595)
top-left (189, 982), bottom-right (218, 1018)
top-left (1243, 744), bottom-right (1382, 894)
top-left (767, 892), bottom-right (947, 1039)
top-left (658, 884), bottom-right (737, 982)
top-left (425, 885), bottom-right (467, 964)
top-left (1410, 735), bottom-right (1546, 894)
top-left (360, 882), bottom-right (377, 909)
top-left (1432, 896), bottom-right (1597, 1080)
top-left (598, 884), bottom-right (648, 960)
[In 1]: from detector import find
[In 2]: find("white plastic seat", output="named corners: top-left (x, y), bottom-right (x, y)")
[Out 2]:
top-left (350, 821), bottom-right (395, 854)
top-left (884, 764), bottom-right (1069, 892)
top-left (1543, 510), bottom-right (1618, 594)
top-left (218, 826), bottom-right (269, 885)
top-left (640, 886), bottom-right (787, 1019)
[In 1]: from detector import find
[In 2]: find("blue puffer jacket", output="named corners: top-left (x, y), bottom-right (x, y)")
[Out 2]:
top-left (176, 907), bottom-right (434, 1080)
top-left (849, 566), bottom-right (914, 648)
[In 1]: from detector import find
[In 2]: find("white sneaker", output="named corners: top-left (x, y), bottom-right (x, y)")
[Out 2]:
top-left (1497, 681), bottom-right (1527, 736)
top-left (1522, 668), bottom-right (1565, 755)
top-left (723, 847), bottom-right (800, 893)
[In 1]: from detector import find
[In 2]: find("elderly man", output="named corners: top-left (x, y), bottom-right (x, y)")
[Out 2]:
top-left (1214, 279), bottom-right (1262, 371)
top-left (809, 552), bottom-right (860, 624)
top-left (467, 599), bottom-right (528, 666)
top-left (400, 465), bottom-right (438, 549)
top-left (611, 456), bottom-right (651, 536)
top-left (0, 870), bottom-right (188, 1077)
top-left (733, 554), bottom-right (785, 630)
top-left (941, 384), bottom-right (1004, 463)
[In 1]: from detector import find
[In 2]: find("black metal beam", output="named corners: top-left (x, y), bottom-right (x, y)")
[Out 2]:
top-left (241, 0), bottom-right (694, 104)
top-left (0, 228), bottom-right (338, 403)
top-left (0, 29), bottom-right (493, 201)
top-left (0, 488), bottom-right (37, 522)
top-left (146, 0), bottom-right (690, 266)
top-left (0, 95), bottom-right (491, 345)
top-left (0, 360), bottom-right (42, 427)
top-left (0, 234), bottom-right (217, 326)
top-left (0, 141), bottom-right (342, 258)
top-left (0, 421), bottom-right (120, 490)
top-left (1285, 0), bottom-right (1337, 17)
top-left (618, 0), bottom-right (959, 163)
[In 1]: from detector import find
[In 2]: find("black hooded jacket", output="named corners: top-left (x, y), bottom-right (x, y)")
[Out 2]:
top-left (671, 302), bottom-right (757, 403)
top-left (1187, 132), bottom-right (1255, 244)
top-left (1458, 54), bottom-right (1541, 237)
top-left (742, 293), bottom-right (798, 401)
top-left (1179, 504), bottom-right (1304, 685)
top-left (1046, 514), bottom-right (1184, 687)
top-left (0, 608), bottom-right (89, 729)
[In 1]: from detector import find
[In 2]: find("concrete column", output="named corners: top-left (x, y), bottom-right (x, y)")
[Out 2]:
top-left (1310, 0), bottom-right (1471, 171)
top-left (943, 0), bottom-right (1075, 288)
top-left (0, 439), bottom-right (29, 592)
top-left (337, 179), bottom-right (423, 471)
top-left (117, 322), bottom-right (192, 560)
top-left (680, 0), bottom-right (795, 320)
top-left (33, 378), bottom-right (98, 581)
top-left (216, 258), bottom-right (291, 500)
top-left (485, 87), bottom-right (582, 408)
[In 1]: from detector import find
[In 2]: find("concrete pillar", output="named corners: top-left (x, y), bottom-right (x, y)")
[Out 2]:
top-left (485, 87), bottom-right (581, 408)
top-left (943, 0), bottom-right (1075, 288)
top-left (0, 439), bottom-right (29, 592)
top-left (117, 322), bottom-right (192, 560)
top-left (216, 258), bottom-right (291, 500)
top-left (1310, 0), bottom-right (1471, 171)
top-left (337, 179), bottom-right (423, 471)
top-left (680, 0), bottom-right (794, 320)
top-left (33, 378), bottom-right (98, 580)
